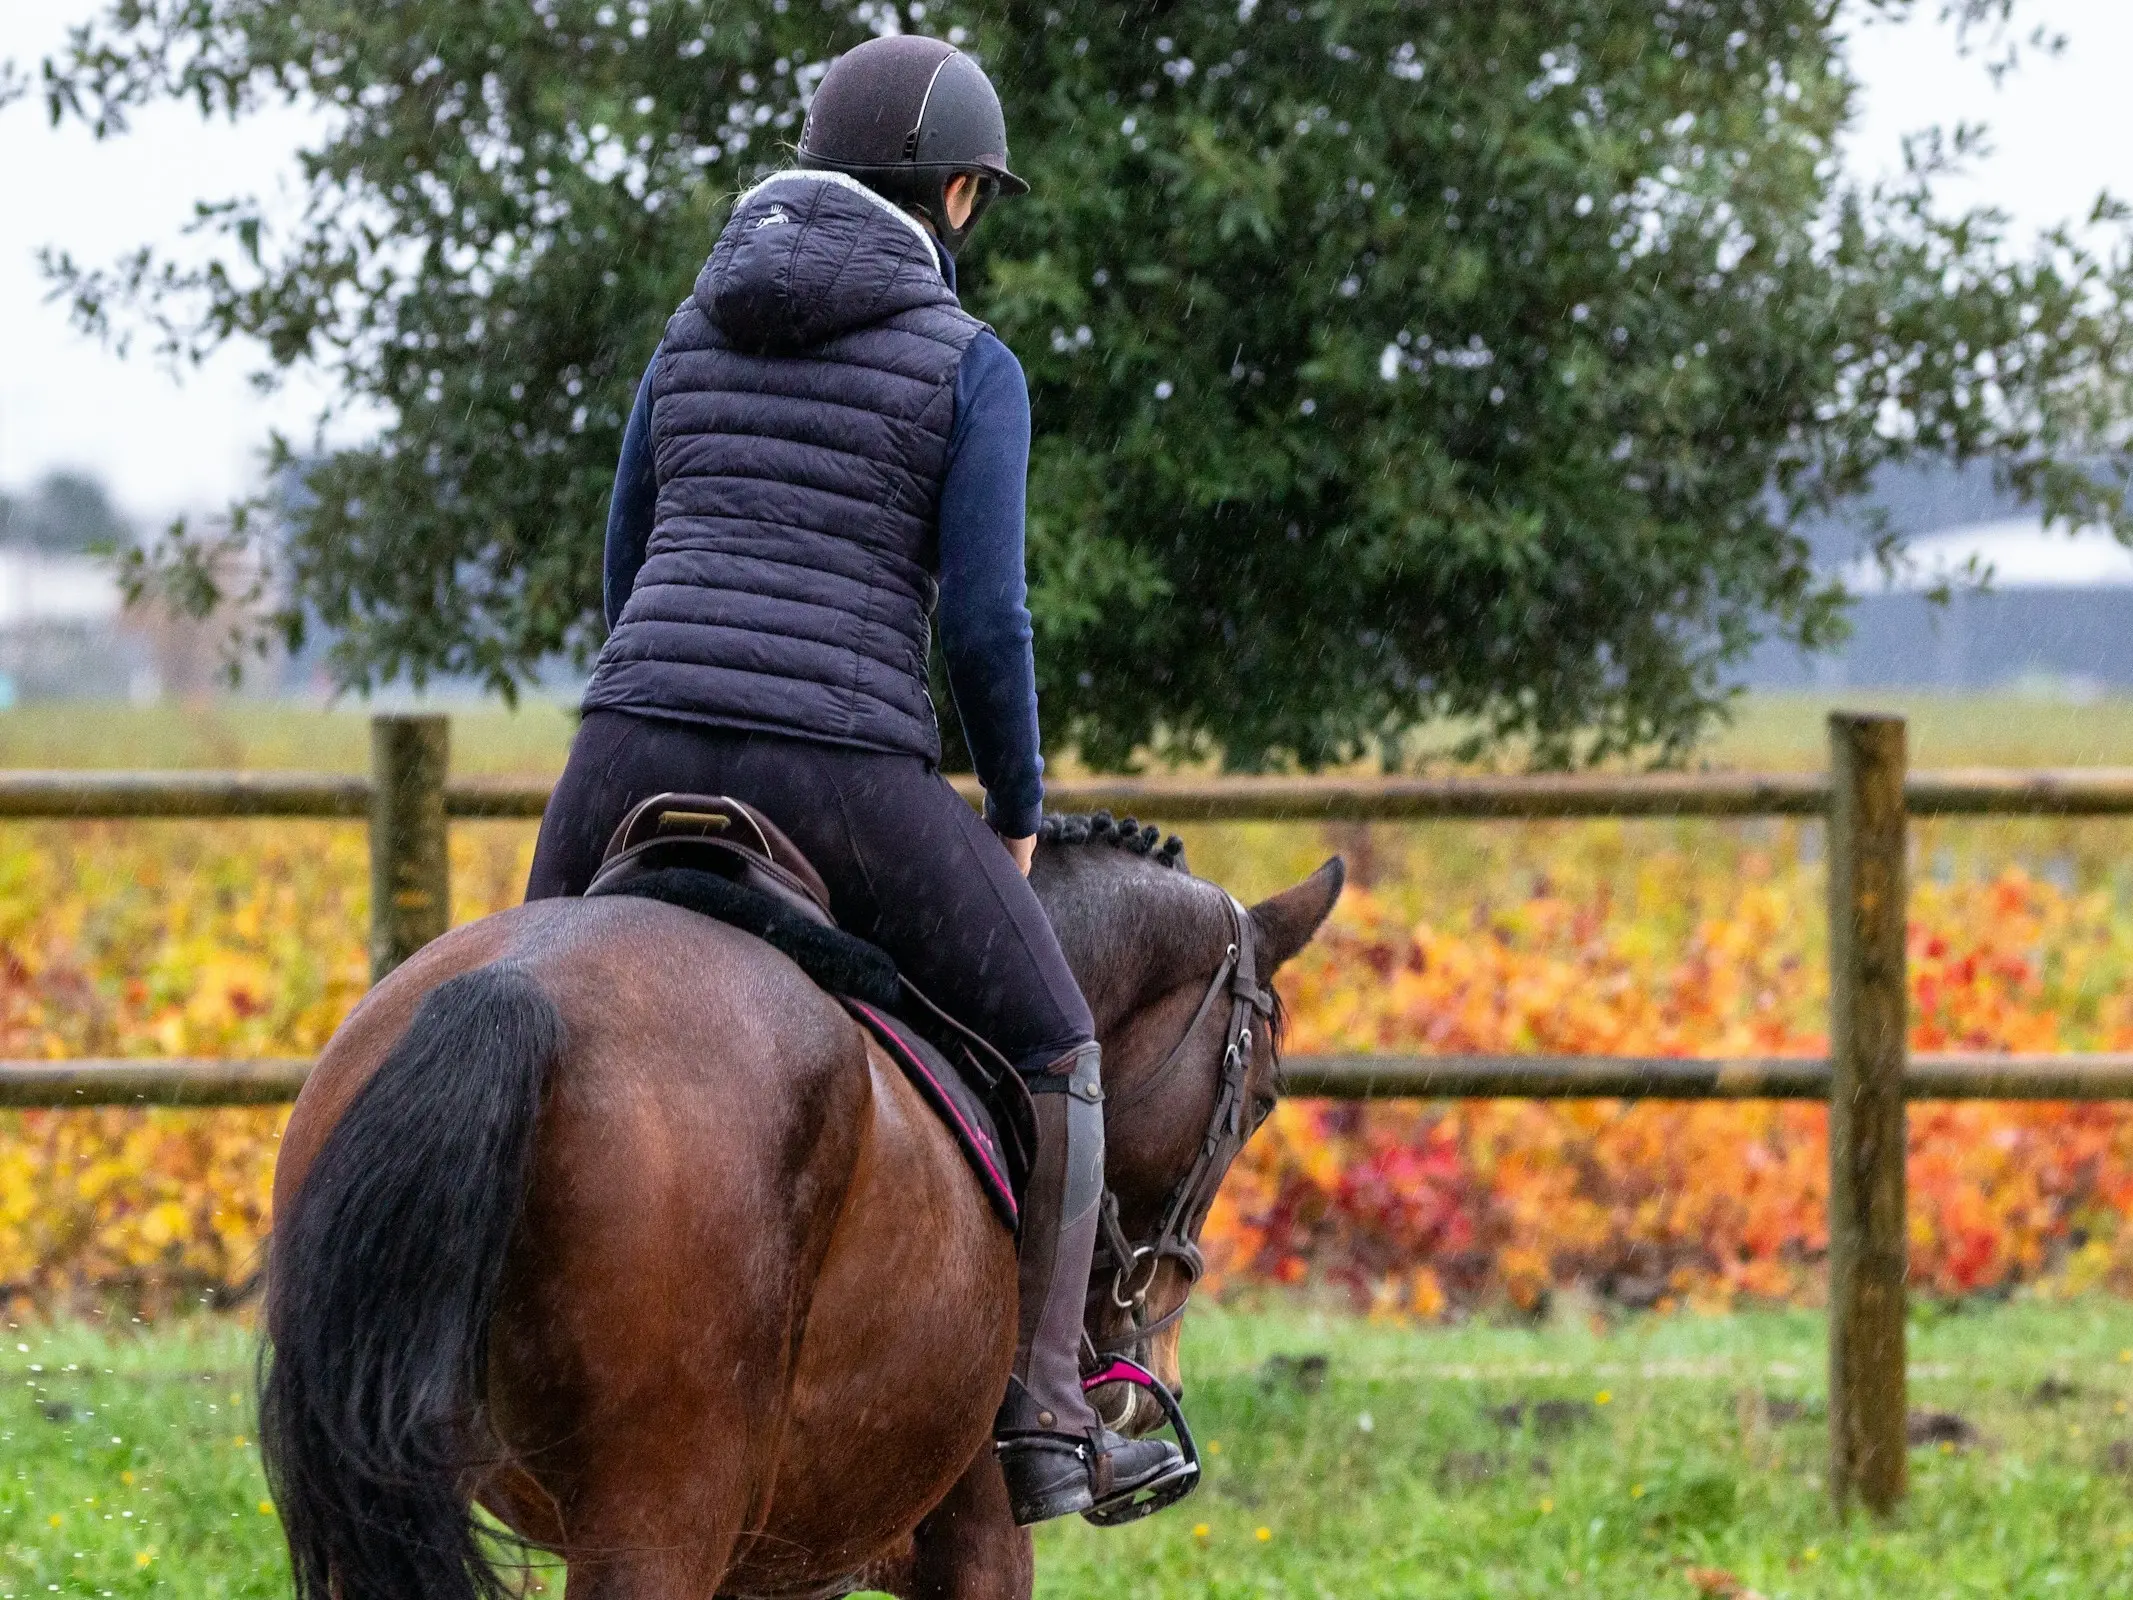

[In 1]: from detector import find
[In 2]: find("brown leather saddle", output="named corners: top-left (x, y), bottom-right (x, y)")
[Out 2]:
top-left (582, 793), bottom-right (1031, 1228)
top-left (588, 792), bottom-right (839, 924)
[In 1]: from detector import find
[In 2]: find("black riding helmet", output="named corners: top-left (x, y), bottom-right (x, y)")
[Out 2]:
top-left (796, 35), bottom-right (1029, 254)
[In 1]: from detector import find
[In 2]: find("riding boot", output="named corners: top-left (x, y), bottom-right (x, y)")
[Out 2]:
top-left (993, 1042), bottom-right (1190, 1526)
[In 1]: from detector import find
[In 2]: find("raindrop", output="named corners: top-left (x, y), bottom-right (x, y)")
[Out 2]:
top-left (1154, 380), bottom-right (1174, 400)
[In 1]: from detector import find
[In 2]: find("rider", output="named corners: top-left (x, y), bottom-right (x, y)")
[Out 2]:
top-left (525, 35), bottom-right (1189, 1526)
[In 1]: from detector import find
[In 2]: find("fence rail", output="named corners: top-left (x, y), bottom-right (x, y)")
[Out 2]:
top-left (19, 1050), bottom-right (2133, 1110)
top-left (7, 764), bottom-right (2133, 822)
top-left (11, 711), bottom-right (2133, 1518)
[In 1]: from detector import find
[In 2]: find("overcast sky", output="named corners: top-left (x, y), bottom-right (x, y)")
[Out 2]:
top-left (3, 1), bottom-right (2132, 526)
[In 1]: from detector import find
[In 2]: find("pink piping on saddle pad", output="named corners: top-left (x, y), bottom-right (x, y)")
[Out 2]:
top-left (848, 1000), bottom-right (1015, 1216)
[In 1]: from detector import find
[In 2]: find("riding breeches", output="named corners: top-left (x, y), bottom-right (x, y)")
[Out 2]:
top-left (525, 710), bottom-right (1095, 1074)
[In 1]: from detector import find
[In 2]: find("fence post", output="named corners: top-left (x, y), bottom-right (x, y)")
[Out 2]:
top-left (1826, 712), bottom-right (1909, 1518)
top-left (369, 714), bottom-right (451, 983)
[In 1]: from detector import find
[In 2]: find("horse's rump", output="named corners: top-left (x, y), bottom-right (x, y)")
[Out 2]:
top-left (270, 897), bottom-right (1011, 1595)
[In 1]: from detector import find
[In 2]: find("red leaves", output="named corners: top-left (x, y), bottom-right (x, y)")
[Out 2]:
top-left (1206, 857), bottom-right (2133, 1316)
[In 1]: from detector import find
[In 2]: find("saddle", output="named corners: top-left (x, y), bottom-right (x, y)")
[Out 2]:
top-left (584, 793), bottom-right (1032, 1230)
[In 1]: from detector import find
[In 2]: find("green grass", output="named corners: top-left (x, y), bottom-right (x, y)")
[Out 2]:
top-left (3, 1319), bottom-right (274, 1599)
top-left (12, 1301), bottom-right (2133, 1597)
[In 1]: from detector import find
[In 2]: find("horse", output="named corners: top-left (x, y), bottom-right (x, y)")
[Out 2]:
top-left (258, 815), bottom-right (1343, 1600)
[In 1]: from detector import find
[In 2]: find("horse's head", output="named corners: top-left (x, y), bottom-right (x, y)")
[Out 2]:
top-left (1031, 815), bottom-right (1344, 1436)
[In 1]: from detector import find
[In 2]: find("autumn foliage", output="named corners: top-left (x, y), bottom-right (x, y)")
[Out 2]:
top-left (10, 812), bottom-right (2133, 1319)
top-left (1207, 827), bottom-right (2133, 1317)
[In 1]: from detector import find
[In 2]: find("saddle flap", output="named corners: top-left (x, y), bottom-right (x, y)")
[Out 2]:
top-left (589, 792), bottom-right (836, 922)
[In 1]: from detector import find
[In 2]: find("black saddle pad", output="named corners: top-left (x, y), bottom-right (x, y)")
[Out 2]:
top-left (587, 866), bottom-right (1023, 1231)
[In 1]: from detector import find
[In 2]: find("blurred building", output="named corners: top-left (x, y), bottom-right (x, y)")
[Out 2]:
top-left (1741, 465), bottom-right (2133, 694)
top-left (0, 543), bottom-right (160, 705)
top-left (0, 472), bottom-right (235, 704)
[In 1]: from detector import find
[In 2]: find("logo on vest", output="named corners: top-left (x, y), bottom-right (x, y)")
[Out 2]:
top-left (752, 205), bottom-right (791, 230)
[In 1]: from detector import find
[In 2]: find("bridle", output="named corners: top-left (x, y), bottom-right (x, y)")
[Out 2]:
top-left (1087, 892), bottom-right (1276, 1361)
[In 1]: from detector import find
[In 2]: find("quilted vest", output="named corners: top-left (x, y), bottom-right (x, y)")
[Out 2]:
top-left (582, 171), bottom-right (984, 762)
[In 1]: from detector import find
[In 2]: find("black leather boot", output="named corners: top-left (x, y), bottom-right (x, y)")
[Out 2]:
top-left (994, 1043), bottom-right (1191, 1526)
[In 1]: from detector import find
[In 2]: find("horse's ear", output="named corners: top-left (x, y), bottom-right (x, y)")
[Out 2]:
top-left (1249, 857), bottom-right (1346, 970)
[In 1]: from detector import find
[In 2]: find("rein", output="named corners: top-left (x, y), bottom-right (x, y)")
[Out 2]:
top-left (1087, 892), bottom-right (1275, 1361)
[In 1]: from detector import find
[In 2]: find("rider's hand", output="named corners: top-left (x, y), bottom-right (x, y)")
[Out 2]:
top-left (1002, 833), bottom-right (1036, 877)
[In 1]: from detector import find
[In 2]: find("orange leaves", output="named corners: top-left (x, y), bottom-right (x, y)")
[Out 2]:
top-left (1210, 837), bottom-right (2133, 1318)
top-left (10, 810), bottom-right (2133, 1320)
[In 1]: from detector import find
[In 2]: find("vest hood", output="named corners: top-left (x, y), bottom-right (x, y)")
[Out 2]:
top-left (699, 170), bottom-right (951, 354)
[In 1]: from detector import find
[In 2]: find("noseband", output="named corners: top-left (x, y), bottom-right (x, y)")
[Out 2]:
top-left (1088, 893), bottom-right (1275, 1360)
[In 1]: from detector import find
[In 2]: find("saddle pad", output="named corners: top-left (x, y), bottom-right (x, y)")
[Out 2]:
top-left (589, 867), bottom-right (1017, 1232)
top-left (588, 865), bottom-right (899, 1007)
top-left (843, 1000), bottom-right (1020, 1232)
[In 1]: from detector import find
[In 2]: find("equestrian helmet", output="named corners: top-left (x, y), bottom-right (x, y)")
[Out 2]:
top-left (797, 35), bottom-right (1028, 251)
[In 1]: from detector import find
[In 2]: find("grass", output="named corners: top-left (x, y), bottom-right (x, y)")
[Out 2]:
top-left (0, 702), bottom-right (577, 778)
top-left (10, 1301), bottom-right (2133, 1598)
top-left (6, 688), bottom-right (2133, 779)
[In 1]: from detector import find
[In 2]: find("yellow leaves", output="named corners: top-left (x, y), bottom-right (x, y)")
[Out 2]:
top-left (0, 818), bottom-right (538, 1315)
top-left (138, 1200), bottom-right (190, 1249)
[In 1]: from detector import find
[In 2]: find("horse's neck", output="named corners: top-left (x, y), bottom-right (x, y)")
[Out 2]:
top-left (1033, 853), bottom-right (1226, 1040)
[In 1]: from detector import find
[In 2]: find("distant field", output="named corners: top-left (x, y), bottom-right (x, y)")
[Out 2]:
top-left (2, 690), bottom-right (2132, 777)
top-left (0, 701), bottom-right (578, 777)
top-left (1705, 692), bottom-right (2133, 771)
top-left (11, 1300), bottom-right (2133, 1598)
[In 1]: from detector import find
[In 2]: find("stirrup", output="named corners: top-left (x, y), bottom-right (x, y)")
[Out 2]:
top-left (1079, 1357), bottom-right (1201, 1526)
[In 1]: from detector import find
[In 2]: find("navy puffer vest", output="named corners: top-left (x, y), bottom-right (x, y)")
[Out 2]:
top-left (583, 171), bottom-right (983, 761)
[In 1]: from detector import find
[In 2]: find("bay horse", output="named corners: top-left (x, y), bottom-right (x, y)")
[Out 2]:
top-left (259, 815), bottom-right (1342, 1600)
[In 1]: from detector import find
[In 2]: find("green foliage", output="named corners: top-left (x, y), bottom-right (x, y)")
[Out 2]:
top-left (34, 0), bottom-right (2133, 765)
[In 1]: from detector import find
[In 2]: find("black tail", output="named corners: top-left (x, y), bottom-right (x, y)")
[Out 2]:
top-left (260, 965), bottom-right (567, 1600)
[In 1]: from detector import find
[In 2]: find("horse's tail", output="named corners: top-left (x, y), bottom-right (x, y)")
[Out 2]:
top-left (260, 964), bottom-right (566, 1600)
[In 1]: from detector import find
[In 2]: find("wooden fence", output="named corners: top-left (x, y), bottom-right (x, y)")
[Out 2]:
top-left (13, 710), bottom-right (2133, 1516)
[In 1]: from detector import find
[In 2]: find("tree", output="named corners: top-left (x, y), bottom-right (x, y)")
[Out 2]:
top-left (36, 0), bottom-right (2133, 765)
top-left (0, 471), bottom-right (134, 554)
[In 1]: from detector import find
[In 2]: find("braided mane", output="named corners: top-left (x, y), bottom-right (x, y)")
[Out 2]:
top-left (1037, 811), bottom-right (1189, 873)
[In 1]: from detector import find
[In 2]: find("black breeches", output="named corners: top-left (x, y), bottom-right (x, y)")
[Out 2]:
top-left (526, 710), bottom-right (1094, 1073)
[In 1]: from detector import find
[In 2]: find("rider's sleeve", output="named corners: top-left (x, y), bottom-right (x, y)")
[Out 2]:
top-left (938, 330), bottom-right (1045, 840)
top-left (602, 357), bottom-right (659, 630)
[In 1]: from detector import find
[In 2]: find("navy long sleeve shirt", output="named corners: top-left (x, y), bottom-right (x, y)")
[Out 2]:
top-left (601, 256), bottom-right (1046, 838)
